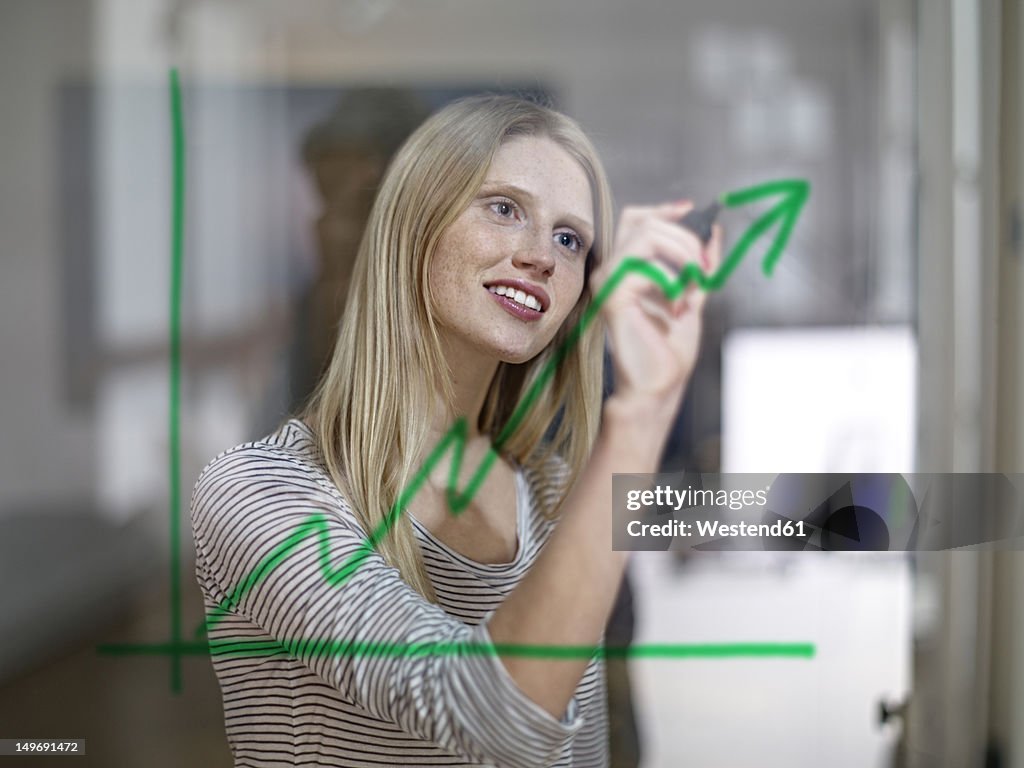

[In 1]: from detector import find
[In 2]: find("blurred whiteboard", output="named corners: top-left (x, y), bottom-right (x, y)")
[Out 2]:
top-left (722, 327), bottom-right (917, 474)
top-left (630, 326), bottom-right (918, 767)
top-left (632, 551), bottom-right (912, 768)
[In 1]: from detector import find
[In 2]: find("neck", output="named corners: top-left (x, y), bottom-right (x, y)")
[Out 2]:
top-left (420, 340), bottom-right (515, 505)
top-left (437, 369), bottom-right (498, 440)
top-left (427, 338), bottom-right (499, 448)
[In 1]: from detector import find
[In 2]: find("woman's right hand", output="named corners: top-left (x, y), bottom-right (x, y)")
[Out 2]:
top-left (590, 200), bottom-right (722, 416)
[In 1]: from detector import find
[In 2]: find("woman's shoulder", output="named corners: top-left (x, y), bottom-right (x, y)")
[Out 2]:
top-left (191, 418), bottom-right (352, 525)
top-left (194, 417), bottom-right (318, 482)
top-left (519, 450), bottom-right (574, 521)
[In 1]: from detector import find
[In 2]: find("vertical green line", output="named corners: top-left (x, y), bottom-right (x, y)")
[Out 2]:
top-left (168, 67), bottom-right (185, 693)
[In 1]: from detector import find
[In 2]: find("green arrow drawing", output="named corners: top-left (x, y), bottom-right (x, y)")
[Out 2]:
top-left (188, 176), bottom-right (810, 640)
top-left (98, 70), bottom-right (813, 681)
top-left (719, 178), bottom-right (810, 277)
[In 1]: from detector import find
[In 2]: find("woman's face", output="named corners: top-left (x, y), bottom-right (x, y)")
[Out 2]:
top-left (428, 135), bottom-right (595, 367)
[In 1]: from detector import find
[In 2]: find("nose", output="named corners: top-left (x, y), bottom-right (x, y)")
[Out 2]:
top-left (511, 231), bottom-right (556, 277)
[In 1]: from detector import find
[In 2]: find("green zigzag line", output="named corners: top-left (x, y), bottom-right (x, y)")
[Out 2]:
top-left (195, 178), bottom-right (810, 640)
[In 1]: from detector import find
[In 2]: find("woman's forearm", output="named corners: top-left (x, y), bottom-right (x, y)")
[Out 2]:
top-left (487, 394), bottom-right (677, 719)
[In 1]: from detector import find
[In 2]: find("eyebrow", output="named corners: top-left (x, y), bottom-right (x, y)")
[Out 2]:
top-left (480, 181), bottom-right (595, 245)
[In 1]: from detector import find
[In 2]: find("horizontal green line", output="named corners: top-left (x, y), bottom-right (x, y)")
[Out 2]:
top-left (98, 640), bottom-right (815, 660)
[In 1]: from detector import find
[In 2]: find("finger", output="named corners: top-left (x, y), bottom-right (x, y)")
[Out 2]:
top-left (673, 282), bottom-right (708, 318)
top-left (657, 199), bottom-right (695, 219)
top-left (632, 291), bottom-right (677, 334)
top-left (644, 217), bottom-right (707, 272)
top-left (611, 219), bottom-right (705, 275)
top-left (648, 214), bottom-right (719, 321)
top-left (672, 239), bottom-right (718, 318)
top-left (600, 201), bottom-right (713, 307)
top-left (614, 226), bottom-right (705, 307)
top-left (617, 200), bottom-right (694, 227)
top-left (601, 226), bottom-right (696, 294)
top-left (613, 201), bottom-right (694, 255)
top-left (618, 227), bottom-right (707, 316)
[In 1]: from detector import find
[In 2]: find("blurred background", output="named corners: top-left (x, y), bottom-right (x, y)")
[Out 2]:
top-left (0, 0), bottom-right (1022, 766)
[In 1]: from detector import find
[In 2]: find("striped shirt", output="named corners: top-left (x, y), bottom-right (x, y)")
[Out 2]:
top-left (190, 418), bottom-right (609, 767)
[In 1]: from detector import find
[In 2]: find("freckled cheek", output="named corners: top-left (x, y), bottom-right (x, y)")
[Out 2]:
top-left (428, 238), bottom-right (478, 297)
top-left (426, 263), bottom-right (461, 314)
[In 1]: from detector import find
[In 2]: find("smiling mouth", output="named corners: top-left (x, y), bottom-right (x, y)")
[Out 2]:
top-left (486, 285), bottom-right (545, 312)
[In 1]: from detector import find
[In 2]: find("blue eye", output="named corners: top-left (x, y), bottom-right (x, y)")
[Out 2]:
top-left (491, 199), bottom-right (516, 217)
top-left (556, 231), bottom-right (583, 252)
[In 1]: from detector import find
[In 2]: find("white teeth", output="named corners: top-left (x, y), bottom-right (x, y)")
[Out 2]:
top-left (487, 285), bottom-right (544, 312)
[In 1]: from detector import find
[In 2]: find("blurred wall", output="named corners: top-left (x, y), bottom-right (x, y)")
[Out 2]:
top-left (0, 0), bottom-right (97, 515)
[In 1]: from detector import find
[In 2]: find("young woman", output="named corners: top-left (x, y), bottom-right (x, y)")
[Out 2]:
top-left (191, 94), bottom-right (719, 767)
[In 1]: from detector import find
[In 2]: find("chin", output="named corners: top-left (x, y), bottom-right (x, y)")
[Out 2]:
top-left (499, 353), bottom-right (533, 366)
top-left (477, 329), bottom-right (556, 367)
top-left (497, 344), bottom-right (547, 366)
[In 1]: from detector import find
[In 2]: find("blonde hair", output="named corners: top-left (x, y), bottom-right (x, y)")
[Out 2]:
top-left (304, 94), bottom-right (614, 600)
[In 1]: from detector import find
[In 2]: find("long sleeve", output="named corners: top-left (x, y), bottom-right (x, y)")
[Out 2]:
top-left (191, 440), bottom-right (585, 767)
